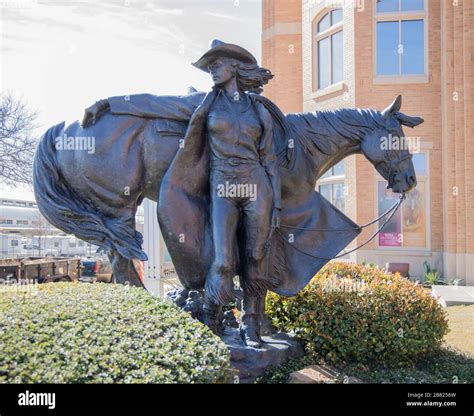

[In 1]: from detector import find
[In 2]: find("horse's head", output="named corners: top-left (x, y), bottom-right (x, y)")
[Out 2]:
top-left (360, 95), bottom-right (424, 194)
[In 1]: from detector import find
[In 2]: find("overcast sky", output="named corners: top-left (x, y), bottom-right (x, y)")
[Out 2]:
top-left (1, 0), bottom-right (262, 200)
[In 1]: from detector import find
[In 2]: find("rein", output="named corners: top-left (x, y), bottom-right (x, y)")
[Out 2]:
top-left (276, 193), bottom-right (406, 260)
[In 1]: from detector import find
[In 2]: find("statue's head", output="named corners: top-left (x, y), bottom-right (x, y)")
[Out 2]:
top-left (192, 39), bottom-right (273, 94)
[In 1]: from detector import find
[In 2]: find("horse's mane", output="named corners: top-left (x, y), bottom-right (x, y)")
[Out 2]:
top-left (253, 95), bottom-right (387, 168)
top-left (286, 108), bottom-right (386, 157)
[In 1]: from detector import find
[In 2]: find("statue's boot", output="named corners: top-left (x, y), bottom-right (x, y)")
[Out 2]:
top-left (205, 271), bottom-right (235, 305)
top-left (240, 294), bottom-right (262, 348)
top-left (240, 314), bottom-right (261, 348)
top-left (257, 291), bottom-right (276, 336)
top-left (202, 300), bottom-right (222, 335)
top-left (203, 266), bottom-right (234, 335)
top-left (259, 314), bottom-right (276, 336)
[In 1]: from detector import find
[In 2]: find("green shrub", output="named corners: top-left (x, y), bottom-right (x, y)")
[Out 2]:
top-left (266, 262), bottom-right (449, 366)
top-left (256, 348), bottom-right (474, 384)
top-left (0, 283), bottom-right (231, 383)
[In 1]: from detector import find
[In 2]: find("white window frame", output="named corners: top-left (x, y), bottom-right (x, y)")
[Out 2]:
top-left (318, 162), bottom-right (346, 212)
top-left (313, 8), bottom-right (344, 93)
top-left (373, 0), bottom-right (428, 84)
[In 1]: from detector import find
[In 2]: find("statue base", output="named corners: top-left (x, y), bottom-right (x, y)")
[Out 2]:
top-left (221, 327), bottom-right (304, 384)
top-left (167, 287), bottom-right (304, 383)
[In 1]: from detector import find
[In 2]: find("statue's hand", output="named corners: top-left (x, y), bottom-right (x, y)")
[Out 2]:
top-left (271, 208), bottom-right (281, 230)
top-left (81, 99), bottom-right (110, 128)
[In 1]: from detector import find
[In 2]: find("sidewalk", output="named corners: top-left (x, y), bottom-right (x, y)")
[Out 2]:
top-left (431, 285), bottom-right (474, 307)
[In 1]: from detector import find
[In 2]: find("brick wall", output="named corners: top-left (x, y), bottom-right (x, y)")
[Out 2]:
top-left (440, 0), bottom-right (474, 282)
top-left (262, 0), bottom-right (303, 113)
top-left (263, 0), bottom-right (474, 283)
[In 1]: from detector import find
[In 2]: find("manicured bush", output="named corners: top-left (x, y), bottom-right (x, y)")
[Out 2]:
top-left (0, 283), bottom-right (231, 383)
top-left (266, 262), bottom-right (449, 366)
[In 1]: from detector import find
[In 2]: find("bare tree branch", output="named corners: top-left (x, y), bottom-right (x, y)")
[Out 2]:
top-left (0, 93), bottom-right (39, 187)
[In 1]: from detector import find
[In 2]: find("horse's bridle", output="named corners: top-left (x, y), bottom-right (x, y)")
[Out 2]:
top-left (381, 149), bottom-right (413, 190)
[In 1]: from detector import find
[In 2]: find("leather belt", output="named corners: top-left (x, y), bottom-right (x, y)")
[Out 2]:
top-left (210, 158), bottom-right (259, 167)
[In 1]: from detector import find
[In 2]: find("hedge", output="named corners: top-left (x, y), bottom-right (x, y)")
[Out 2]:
top-left (266, 262), bottom-right (448, 366)
top-left (0, 283), bottom-right (231, 383)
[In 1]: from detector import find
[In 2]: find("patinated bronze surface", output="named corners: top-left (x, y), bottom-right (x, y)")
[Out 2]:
top-left (33, 40), bottom-right (424, 348)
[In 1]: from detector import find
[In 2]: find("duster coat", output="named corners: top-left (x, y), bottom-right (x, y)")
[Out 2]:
top-left (108, 89), bottom-right (361, 297)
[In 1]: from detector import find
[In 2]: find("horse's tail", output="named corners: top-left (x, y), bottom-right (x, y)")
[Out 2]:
top-left (33, 122), bottom-right (147, 261)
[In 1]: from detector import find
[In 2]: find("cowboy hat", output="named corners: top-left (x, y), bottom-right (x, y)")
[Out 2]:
top-left (192, 39), bottom-right (258, 73)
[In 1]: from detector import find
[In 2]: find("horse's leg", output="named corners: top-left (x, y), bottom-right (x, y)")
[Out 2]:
top-left (105, 204), bottom-right (145, 288)
top-left (108, 249), bottom-right (145, 288)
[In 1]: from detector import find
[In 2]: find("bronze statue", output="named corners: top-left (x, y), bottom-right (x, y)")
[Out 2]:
top-left (33, 40), bottom-right (424, 348)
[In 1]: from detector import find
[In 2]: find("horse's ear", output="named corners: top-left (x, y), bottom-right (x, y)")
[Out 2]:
top-left (382, 95), bottom-right (402, 119)
top-left (396, 112), bottom-right (424, 128)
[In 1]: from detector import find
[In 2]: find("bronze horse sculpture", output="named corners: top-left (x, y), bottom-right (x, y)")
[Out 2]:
top-left (33, 95), bottom-right (422, 328)
top-left (33, 41), bottom-right (423, 347)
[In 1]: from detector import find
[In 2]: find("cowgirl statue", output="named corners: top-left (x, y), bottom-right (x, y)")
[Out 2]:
top-left (191, 40), bottom-right (281, 347)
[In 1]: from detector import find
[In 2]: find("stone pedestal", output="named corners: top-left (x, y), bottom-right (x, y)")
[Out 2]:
top-left (221, 327), bottom-right (304, 384)
top-left (167, 288), bottom-right (304, 383)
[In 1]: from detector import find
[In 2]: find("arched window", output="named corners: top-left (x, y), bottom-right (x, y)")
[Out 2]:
top-left (314, 9), bottom-right (343, 90)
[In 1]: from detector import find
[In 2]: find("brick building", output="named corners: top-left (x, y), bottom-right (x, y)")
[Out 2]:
top-left (262, 0), bottom-right (473, 283)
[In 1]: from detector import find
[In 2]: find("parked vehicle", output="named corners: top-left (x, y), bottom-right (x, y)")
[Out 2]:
top-left (0, 257), bottom-right (82, 283)
top-left (80, 255), bottom-right (113, 283)
top-left (0, 234), bottom-right (99, 259)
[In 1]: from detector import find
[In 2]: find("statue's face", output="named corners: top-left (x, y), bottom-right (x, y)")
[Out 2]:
top-left (208, 58), bottom-right (235, 86)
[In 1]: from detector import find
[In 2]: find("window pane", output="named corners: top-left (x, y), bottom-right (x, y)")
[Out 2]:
top-left (333, 183), bottom-right (345, 213)
top-left (376, 0), bottom-right (399, 13)
top-left (320, 184), bottom-right (331, 201)
top-left (318, 37), bottom-right (330, 89)
top-left (377, 21), bottom-right (399, 76)
top-left (331, 9), bottom-right (343, 25)
top-left (318, 13), bottom-right (330, 33)
top-left (333, 161), bottom-right (345, 176)
top-left (332, 30), bottom-right (343, 84)
top-left (401, 0), bottom-right (424, 11)
top-left (402, 181), bottom-right (426, 247)
top-left (412, 153), bottom-right (426, 176)
top-left (378, 182), bottom-right (402, 247)
top-left (401, 20), bottom-right (425, 75)
top-left (320, 169), bottom-right (331, 179)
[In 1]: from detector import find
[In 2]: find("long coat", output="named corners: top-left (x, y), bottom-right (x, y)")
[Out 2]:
top-left (108, 89), bottom-right (361, 297)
